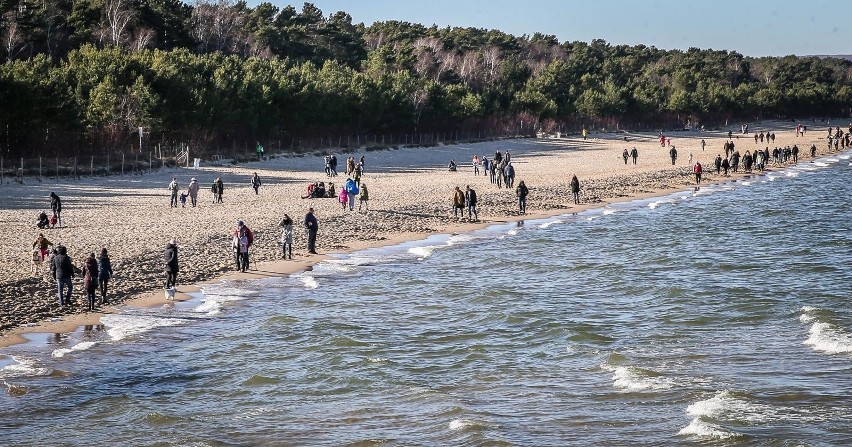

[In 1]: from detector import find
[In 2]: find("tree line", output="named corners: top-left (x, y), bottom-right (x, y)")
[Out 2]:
top-left (1, 0), bottom-right (851, 158)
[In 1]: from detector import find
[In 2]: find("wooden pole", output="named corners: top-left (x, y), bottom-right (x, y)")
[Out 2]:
top-left (122, 153), bottom-right (125, 175)
top-left (90, 156), bottom-right (94, 177)
top-left (39, 156), bottom-right (42, 180)
top-left (107, 154), bottom-right (110, 175)
top-left (1, 157), bottom-right (4, 185)
top-left (20, 157), bottom-right (23, 183)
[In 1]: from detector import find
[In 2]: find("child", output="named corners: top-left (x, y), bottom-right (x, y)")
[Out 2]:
top-left (358, 183), bottom-right (369, 211)
top-left (279, 214), bottom-right (293, 259)
top-left (179, 192), bottom-right (187, 208)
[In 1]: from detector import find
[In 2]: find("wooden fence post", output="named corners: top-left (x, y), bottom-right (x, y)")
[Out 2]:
top-left (39, 156), bottom-right (42, 180)
top-left (121, 153), bottom-right (125, 175)
top-left (90, 156), bottom-right (94, 176)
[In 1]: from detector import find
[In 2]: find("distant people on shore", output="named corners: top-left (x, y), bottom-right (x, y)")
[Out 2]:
top-left (570, 175), bottom-right (580, 204)
top-left (37, 210), bottom-right (50, 229)
top-left (622, 148), bottom-right (629, 164)
top-left (472, 155), bottom-right (480, 175)
top-left (448, 159), bottom-right (457, 171)
top-left (304, 207), bottom-right (318, 254)
top-left (693, 162), bottom-right (703, 184)
top-left (452, 186), bottom-right (465, 218)
top-left (279, 214), bottom-right (293, 259)
top-left (714, 155), bottom-right (722, 174)
top-left (97, 248), bottom-right (113, 304)
top-left (358, 183), bottom-right (369, 211)
top-left (232, 220), bottom-right (253, 272)
top-left (669, 146), bottom-right (678, 165)
top-left (51, 245), bottom-right (74, 305)
top-left (164, 239), bottom-right (178, 291)
top-left (251, 172), bottom-right (262, 194)
top-left (168, 177), bottom-right (179, 207)
top-left (256, 142), bottom-right (264, 161)
top-left (81, 253), bottom-right (98, 311)
top-left (504, 162), bottom-right (515, 188)
top-left (465, 185), bottom-right (478, 220)
top-left (516, 180), bottom-right (529, 215)
top-left (49, 192), bottom-right (62, 227)
top-left (631, 147), bottom-right (638, 164)
top-left (344, 178), bottom-right (359, 210)
top-left (188, 178), bottom-right (199, 207)
top-left (212, 177), bottom-right (224, 203)
top-left (32, 233), bottom-right (53, 276)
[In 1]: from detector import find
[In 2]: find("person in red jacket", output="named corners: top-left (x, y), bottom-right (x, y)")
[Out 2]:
top-left (232, 220), bottom-right (254, 272)
top-left (693, 162), bottom-right (703, 184)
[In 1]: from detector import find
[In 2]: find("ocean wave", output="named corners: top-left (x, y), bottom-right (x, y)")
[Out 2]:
top-left (298, 275), bottom-right (319, 290)
top-left (678, 417), bottom-right (740, 440)
top-left (0, 356), bottom-right (51, 378)
top-left (52, 341), bottom-right (98, 358)
top-left (601, 364), bottom-right (672, 391)
top-left (648, 199), bottom-right (675, 210)
top-left (805, 321), bottom-right (852, 354)
top-left (448, 418), bottom-right (494, 431)
top-left (193, 288), bottom-right (253, 315)
top-left (100, 314), bottom-right (185, 342)
top-left (539, 219), bottom-right (563, 229)
top-left (408, 245), bottom-right (439, 259)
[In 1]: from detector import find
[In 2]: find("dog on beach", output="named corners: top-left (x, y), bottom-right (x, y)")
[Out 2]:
top-left (31, 249), bottom-right (43, 276)
top-left (164, 287), bottom-right (176, 300)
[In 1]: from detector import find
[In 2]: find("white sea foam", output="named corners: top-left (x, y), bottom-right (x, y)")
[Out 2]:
top-left (678, 418), bottom-right (739, 440)
top-left (601, 364), bottom-right (672, 391)
top-left (805, 321), bottom-right (852, 354)
top-left (299, 275), bottom-right (319, 290)
top-left (740, 181), bottom-right (752, 186)
top-left (447, 234), bottom-right (475, 245)
top-left (785, 171), bottom-right (799, 177)
top-left (539, 219), bottom-right (563, 229)
top-left (448, 418), bottom-right (487, 431)
top-left (52, 341), bottom-right (98, 358)
top-left (824, 158), bottom-right (839, 162)
top-left (100, 314), bottom-right (184, 341)
top-left (408, 245), bottom-right (437, 259)
top-left (506, 229), bottom-right (518, 236)
top-left (193, 287), bottom-right (254, 315)
top-left (813, 162), bottom-right (828, 167)
top-left (648, 199), bottom-right (674, 209)
top-left (0, 356), bottom-right (51, 378)
top-left (840, 154), bottom-right (850, 159)
top-left (602, 209), bottom-right (616, 215)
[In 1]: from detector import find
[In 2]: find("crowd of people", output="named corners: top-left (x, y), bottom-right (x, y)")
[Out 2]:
top-left (30, 123), bottom-right (843, 314)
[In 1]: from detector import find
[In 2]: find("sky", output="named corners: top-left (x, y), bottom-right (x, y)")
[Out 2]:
top-left (258, 0), bottom-right (851, 57)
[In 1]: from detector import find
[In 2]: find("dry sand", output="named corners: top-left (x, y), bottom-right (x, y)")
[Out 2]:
top-left (0, 120), bottom-right (839, 346)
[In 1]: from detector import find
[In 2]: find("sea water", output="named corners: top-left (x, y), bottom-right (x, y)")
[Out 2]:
top-left (2, 153), bottom-right (852, 446)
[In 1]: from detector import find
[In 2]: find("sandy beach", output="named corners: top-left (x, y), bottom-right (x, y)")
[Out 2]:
top-left (0, 120), bottom-right (837, 346)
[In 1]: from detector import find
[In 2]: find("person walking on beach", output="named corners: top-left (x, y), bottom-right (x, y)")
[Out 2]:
top-left (164, 239), bottom-right (178, 289)
top-left (358, 183), bottom-right (369, 211)
top-left (214, 177), bottom-right (224, 203)
top-left (505, 162), bottom-right (515, 188)
top-left (622, 148), bottom-right (629, 164)
top-left (97, 248), bottom-right (113, 304)
top-left (250, 172), bottom-right (261, 194)
top-left (33, 233), bottom-right (53, 265)
top-left (570, 175), bottom-right (580, 204)
top-left (465, 185), bottom-right (478, 221)
top-left (700, 139), bottom-right (706, 151)
top-left (279, 214), bottom-right (293, 259)
top-left (516, 180), bottom-right (529, 215)
top-left (693, 162), bottom-right (703, 184)
top-left (337, 185), bottom-right (348, 211)
top-left (472, 155), bottom-right (480, 175)
top-left (721, 157), bottom-right (730, 176)
top-left (256, 142), bottom-right (264, 161)
top-left (51, 245), bottom-right (74, 305)
top-left (304, 207), bottom-right (318, 254)
top-left (582, 128), bottom-right (587, 140)
top-left (187, 178), bottom-right (199, 207)
top-left (168, 177), bottom-right (179, 207)
top-left (669, 146), bottom-right (678, 165)
top-left (631, 147), bottom-right (638, 165)
top-left (49, 192), bottom-right (62, 227)
top-left (81, 253), bottom-right (98, 311)
top-left (232, 220), bottom-right (253, 272)
top-left (452, 186), bottom-right (465, 218)
top-left (714, 155), bottom-right (722, 174)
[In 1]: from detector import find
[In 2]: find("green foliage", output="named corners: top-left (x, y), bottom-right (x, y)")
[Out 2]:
top-left (0, 1), bottom-right (851, 157)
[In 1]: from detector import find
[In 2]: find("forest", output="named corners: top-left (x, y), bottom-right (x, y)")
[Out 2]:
top-left (1, 0), bottom-right (851, 158)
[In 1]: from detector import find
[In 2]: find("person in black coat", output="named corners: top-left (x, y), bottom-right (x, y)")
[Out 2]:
top-left (304, 208), bottom-right (318, 254)
top-left (97, 248), bottom-right (114, 304)
top-left (49, 192), bottom-right (63, 227)
top-left (164, 239), bottom-right (178, 289)
top-left (81, 253), bottom-right (98, 311)
top-left (50, 245), bottom-right (74, 305)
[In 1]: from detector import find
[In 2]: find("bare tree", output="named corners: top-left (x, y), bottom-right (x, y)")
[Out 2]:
top-left (191, 0), bottom-right (245, 53)
top-left (2, 16), bottom-right (26, 62)
top-left (131, 27), bottom-right (155, 51)
top-left (101, 0), bottom-right (137, 48)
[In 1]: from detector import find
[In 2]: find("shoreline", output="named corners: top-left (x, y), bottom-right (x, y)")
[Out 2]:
top-left (0, 173), bottom-right (753, 349)
top-left (0, 123), bottom-right (841, 349)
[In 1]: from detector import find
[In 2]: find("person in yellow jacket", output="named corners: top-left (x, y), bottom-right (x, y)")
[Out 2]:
top-left (452, 186), bottom-right (465, 217)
